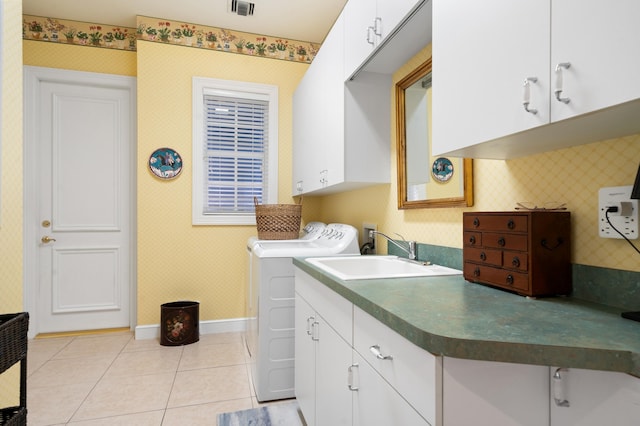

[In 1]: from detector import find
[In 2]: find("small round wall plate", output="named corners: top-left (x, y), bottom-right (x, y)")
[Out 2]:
top-left (149, 147), bottom-right (182, 179)
top-left (431, 157), bottom-right (454, 183)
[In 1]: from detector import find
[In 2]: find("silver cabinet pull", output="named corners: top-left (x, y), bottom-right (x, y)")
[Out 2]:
top-left (311, 320), bottom-right (320, 341)
top-left (523, 77), bottom-right (538, 114)
top-left (554, 62), bottom-right (572, 104)
top-left (553, 368), bottom-right (570, 407)
top-left (306, 316), bottom-right (315, 335)
top-left (348, 363), bottom-right (359, 391)
top-left (373, 17), bottom-right (382, 36)
top-left (366, 26), bottom-right (375, 46)
top-left (369, 345), bottom-right (393, 360)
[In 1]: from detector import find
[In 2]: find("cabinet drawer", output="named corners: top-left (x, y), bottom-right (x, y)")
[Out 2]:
top-left (464, 263), bottom-right (530, 293)
top-left (353, 306), bottom-right (439, 424)
top-left (464, 247), bottom-right (502, 267)
top-left (504, 252), bottom-right (528, 272)
top-left (463, 231), bottom-right (482, 247)
top-left (295, 269), bottom-right (352, 343)
top-left (483, 232), bottom-right (528, 251)
top-left (464, 214), bottom-right (528, 232)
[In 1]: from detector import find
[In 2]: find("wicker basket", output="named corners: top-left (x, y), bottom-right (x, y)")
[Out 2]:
top-left (254, 197), bottom-right (302, 240)
top-left (0, 312), bottom-right (28, 426)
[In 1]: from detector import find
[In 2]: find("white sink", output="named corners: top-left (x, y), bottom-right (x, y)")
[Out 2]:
top-left (306, 255), bottom-right (462, 280)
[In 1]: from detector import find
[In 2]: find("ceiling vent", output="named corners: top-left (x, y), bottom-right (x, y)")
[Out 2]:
top-left (229, 0), bottom-right (255, 16)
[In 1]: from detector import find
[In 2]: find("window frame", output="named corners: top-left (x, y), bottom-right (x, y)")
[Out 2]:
top-left (192, 76), bottom-right (278, 225)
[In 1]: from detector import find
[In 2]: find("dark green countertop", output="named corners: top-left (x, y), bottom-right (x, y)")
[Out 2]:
top-left (293, 257), bottom-right (640, 377)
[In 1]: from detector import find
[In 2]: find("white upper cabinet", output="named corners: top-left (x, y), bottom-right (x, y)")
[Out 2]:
top-left (432, 0), bottom-right (640, 159)
top-left (550, 0), bottom-right (640, 122)
top-left (344, 0), bottom-right (422, 79)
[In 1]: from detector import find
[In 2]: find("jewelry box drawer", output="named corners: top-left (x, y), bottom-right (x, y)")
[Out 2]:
top-left (463, 214), bottom-right (528, 232)
top-left (464, 263), bottom-right (530, 293)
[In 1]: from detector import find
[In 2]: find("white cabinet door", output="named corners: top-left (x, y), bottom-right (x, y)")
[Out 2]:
top-left (344, 0), bottom-right (421, 79)
top-left (550, 0), bottom-right (640, 122)
top-left (550, 368), bottom-right (640, 426)
top-left (315, 313), bottom-right (353, 426)
top-left (442, 357), bottom-right (549, 426)
top-left (376, 0), bottom-right (421, 41)
top-left (432, 0), bottom-right (550, 156)
top-left (294, 293), bottom-right (317, 426)
top-left (343, 0), bottom-right (378, 79)
top-left (353, 351), bottom-right (429, 426)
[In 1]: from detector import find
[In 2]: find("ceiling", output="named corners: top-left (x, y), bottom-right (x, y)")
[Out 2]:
top-left (22, 0), bottom-right (348, 44)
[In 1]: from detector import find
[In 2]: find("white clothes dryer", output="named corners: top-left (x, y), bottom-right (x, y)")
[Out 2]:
top-left (246, 223), bottom-right (359, 402)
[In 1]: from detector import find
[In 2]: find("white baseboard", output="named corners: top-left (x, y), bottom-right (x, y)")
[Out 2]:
top-left (134, 317), bottom-right (248, 340)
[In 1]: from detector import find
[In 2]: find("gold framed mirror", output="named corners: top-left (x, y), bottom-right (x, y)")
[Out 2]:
top-left (396, 58), bottom-right (473, 209)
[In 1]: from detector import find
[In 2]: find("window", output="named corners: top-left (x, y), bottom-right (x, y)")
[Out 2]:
top-left (192, 77), bottom-right (278, 225)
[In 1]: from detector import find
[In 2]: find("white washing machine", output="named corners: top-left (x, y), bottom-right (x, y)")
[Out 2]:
top-left (246, 223), bottom-right (360, 402)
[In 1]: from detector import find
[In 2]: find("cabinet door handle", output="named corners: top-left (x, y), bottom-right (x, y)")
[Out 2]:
top-left (506, 274), bottom-right (514, 285)
top-left (480, 252), bottom-right (487, 261)
top-left (311, 320), bottom-right (320, 341)
top-left (553, 368), bottom-right (570, 407)
top-left (498, 237), bottom-right (506, 247)
top-left (554, 62), bottom-right (571, 104)
top-left (523, 77), bottom-right (538, 114)
top-left (473, 217), bottom-right (480, 227)
top-left (348, 363), bottom-right (359, 391)
top-left (366, 26), bottom-right (375, 45)
top-left (469, 235), bottom-right (476, 245)
top-left (511, 256), bottom-right (521, 268)
top-left (370, 345), bottom-right (393, 360)
top-left (473, 267), bottom-right (481, 277)
top-left (306, 316), bottom-right (315, 335)
top-left (373, 17), bottom-right (382, 36)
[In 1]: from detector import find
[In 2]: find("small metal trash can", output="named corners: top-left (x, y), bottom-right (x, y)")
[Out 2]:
top-left (160, 301), bottom-right (199, 346)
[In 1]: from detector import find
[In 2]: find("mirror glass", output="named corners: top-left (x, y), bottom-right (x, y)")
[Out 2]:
top-left (396, 58), bottom-right (473, 209)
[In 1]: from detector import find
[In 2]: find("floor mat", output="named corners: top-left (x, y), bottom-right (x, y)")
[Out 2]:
top-left (217, 400), bottom-right (304, 426)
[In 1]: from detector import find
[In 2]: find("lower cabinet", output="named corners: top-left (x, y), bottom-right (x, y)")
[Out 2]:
top-left (295, 269), bottom-right (437, 426)
top-left (550, 367), bottom-right (640, 426)
top-left (353, 350), bottom-right (430, 426)
top-left (295, 267), bottom-right (640, 425)
top-left (442, 357), bottom-right (549, 426)
top-left (295, 271), bottom-right (353, 426)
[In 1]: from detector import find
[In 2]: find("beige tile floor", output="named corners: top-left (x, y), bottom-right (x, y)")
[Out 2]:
top-left (27, 331), bottom-right (292, 425)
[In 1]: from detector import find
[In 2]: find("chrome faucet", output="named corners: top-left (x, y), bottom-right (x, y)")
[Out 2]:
top-left (369, 230), bottom-right (417, 260)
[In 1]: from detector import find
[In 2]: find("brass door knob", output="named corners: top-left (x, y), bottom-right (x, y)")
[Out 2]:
top-left (41, 236), bottom-right (57, 243)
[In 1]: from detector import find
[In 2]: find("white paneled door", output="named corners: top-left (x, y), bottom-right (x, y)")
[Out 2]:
top-left (24, 67), bottom-right (136, 335)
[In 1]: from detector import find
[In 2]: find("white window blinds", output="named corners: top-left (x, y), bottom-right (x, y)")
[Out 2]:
top-left (203, 94), bottom-right (269, 214)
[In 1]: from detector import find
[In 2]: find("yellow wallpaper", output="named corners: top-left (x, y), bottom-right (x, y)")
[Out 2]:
top-left (1, 0), bottom-right (24, 408)
top-left (316, 45), bottom-right (640, 273)
top-left (23, 39), bottom-right (136, 76)
top-left (136, 40), bottom-right (308, 325)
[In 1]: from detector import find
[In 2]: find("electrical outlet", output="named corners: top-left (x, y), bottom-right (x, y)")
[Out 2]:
top-left (598, 185), bottom-right (639, 239)
top-left (362, 223), bottom-right (377, 253)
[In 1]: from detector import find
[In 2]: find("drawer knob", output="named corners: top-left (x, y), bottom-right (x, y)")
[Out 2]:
top-left (512, 256), bottom-right (521, 268)
top-left (469, 235), bottom-right (476, 244)
top-left (506, 274), bottom-right (514, 285)
top-left (480, 252), bottom-right (487, 261)
top-left (507, 219), bottom-right (515, 230)
top-left (498, 237), bottom-right (506, 247)
top-left (473, 217), bottom-right (480, 227)
top-left (473, 267), bottom-right (481, 277)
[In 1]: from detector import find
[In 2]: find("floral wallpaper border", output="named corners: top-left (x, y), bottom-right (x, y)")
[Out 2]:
top-left (23, 16), bottom-right (137, 50)
top-left (22, 14), bottom-right (320, 63)
top-left (136, 16), bottom-right (318, 63)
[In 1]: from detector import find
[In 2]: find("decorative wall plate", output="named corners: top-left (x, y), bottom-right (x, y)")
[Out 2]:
top-left (149, 147), bottom-right (182, 179)
top-left (431, 157), bottom-right (454, 183)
